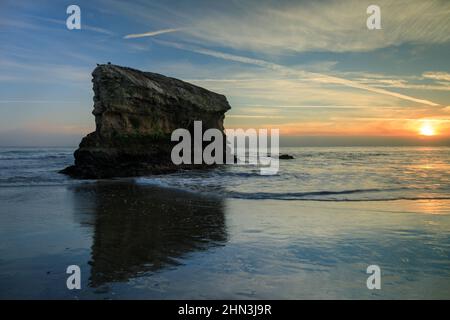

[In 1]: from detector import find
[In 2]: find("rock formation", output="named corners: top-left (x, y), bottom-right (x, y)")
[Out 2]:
top-left (279, 154), bottom-right (294, 160)
top-left (61, 64), bottom-right (231, 178)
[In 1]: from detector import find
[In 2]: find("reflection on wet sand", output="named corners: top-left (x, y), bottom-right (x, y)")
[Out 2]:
top-left (70, 181), bottom-right (227, 287)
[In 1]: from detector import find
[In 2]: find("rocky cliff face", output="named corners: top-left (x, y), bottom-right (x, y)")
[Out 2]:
top-left (61, 64), bottom-right (231, 178)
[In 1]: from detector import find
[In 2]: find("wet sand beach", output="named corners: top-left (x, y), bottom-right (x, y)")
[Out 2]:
top-left (1, 180), bottom-right (449, 299)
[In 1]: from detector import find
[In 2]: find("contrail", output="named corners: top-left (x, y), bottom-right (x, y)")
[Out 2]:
top-left (156, 40), bottom-right (440, 107)
top-left (124, 28), bottom-right (182, 39)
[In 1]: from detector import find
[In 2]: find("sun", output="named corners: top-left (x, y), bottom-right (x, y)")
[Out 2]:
top-left (419, 123), bottom-right (436, 136)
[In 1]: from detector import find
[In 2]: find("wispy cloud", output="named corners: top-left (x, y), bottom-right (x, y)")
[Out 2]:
top-left (0, 100), bottom-right (80, 104)
top-left (157, 40), bottom-right (440, 107)
top-left (0, 58), bottom-right (91, 83)
top-left (124, 28), bottom-right (182, 39)
top-left (37, 17), bottom-right (115, 35)
top-left (423, 72), bottom-right (450, 82)
top-left (351, 76), bottom-right (450, 91)
top-left (227, 114), bottom-right (284, 119)
top-left (121, 0), bottom-right (450, 53)
top-left (3, 16), bottom-right (115, 36)
top-left (269, 105), bottom-right (375, 109)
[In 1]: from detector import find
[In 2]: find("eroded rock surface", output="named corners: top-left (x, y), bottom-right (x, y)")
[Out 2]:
top-left (61, 64), bottom-right (231, 178)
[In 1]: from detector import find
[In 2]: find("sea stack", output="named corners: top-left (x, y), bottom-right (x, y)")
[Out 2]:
top-left (61, 64), bottom-right (231, 179)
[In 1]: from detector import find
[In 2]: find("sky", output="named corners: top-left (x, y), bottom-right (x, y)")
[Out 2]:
top-left (1, 0), bottom-right (450, 146)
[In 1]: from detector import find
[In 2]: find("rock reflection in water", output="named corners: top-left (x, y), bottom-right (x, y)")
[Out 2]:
top-left (71, 181), bottom-right (227, 287)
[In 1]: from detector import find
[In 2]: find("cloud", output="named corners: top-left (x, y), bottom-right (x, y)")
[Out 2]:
top-left (37, 17), bottom-right (115, 35)
top-left (0, 100), bottom-right (80, 104)
top-left (121, 0), bottom-right (450, 53)
top-left (351, 76), bottom-right (450, 91)
top-left (227, 114), bottom-right (284, 119)
top-left (271, 105), bottom-right (373, 109)
top-left (124, 28), bottom-right (182, 39)
top-left (0, 58), bottom-right (91, 83)
top-left (423, 72), bottom-right (450, 82)
top-left (157, 40), bottom-right (440, 107)
top-left (2, 16), bottom-right (115, 36)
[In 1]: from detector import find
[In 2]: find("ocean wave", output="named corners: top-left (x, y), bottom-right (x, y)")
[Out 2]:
top-left (226, 188), bottom-right (407, 199)
top-left (2, 147), bottom-right (450, 203)
top-left (135, 177), bottom-right (449, 201)
top-left (226, 192), bottom-right (450, 202)
top-left (0, 154), bottom-right (71, 160)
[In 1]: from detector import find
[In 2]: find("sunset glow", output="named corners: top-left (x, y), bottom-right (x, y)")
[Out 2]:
top-left (420, 123), bottom-right (436, 136)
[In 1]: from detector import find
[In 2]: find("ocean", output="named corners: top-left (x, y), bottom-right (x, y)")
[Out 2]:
top-left (1, 146), bottom-right (449, 299)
